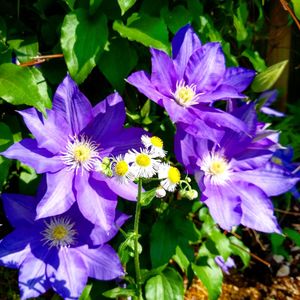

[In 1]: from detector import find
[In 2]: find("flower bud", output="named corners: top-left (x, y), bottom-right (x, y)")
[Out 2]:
top-left (186, 189), bottom-right (198, 200)
top-left (155, 186), bottom-right (166, 198)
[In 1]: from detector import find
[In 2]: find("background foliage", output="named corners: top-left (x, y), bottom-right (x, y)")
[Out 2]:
top-left (0, 0), bottom-right (300, 299)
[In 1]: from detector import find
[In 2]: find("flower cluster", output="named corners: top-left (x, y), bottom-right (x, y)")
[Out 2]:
top-left (128, 24), bottom-right (300, 233)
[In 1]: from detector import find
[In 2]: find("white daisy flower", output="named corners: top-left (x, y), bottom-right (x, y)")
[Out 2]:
top-left (141, 135), bottom-right (166, 158)
top-left (112, 154), bottom-right (135, 184)
top-left (158, 163), bottom-right (181, 192)
top-left (127, 149), bottom-right (160, 178)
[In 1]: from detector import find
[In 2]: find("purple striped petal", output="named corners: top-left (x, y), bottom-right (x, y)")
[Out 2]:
top-left (1, 139), bottom-right (64, 174)
top-left (52, 74), bottom-right (93, 135)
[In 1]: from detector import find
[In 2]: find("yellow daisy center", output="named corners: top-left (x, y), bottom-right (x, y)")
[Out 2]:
top-left (168, 166), bottom-right (181, 184)
top-left (73, 145), bottom-right (91, 162)
top-left (209, 160), bottom-right (228, 175)
top-left (136, 154), bottom-right (151, 167)
top-left (150, 136), bottom-right (163, 148)
top-left (115, 160), bottom-right (129, 176)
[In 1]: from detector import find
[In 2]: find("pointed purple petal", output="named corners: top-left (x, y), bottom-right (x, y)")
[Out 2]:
top-left (36, 169), bottom-right (75, 219)
top-left (77, 245), bottom-right (124, 280)
top-left (49, 247), bottom-right (88, 299)
top-left (1, 194), bottom-right (37, 226)
top-left (232, 163), bottom-right (300, 196)
top-left (90, 211), bottom-right (130, 245)
top-left (261, 107), bottom-right (285, 117)
top-left (201, 179), bottom-right (242, 231)
top-left (236, 182), bottom-right (281, 233)
top-left (75, 171), bottom-right (117, 230)
top-left (222, 67), bottom-right (256, 92)
top-left (84, 93), bottom-right (125, 142)
top-left (126, 71), bottom-right (167, 106)
top-left (18, 108), bottom-right (69, 154)
top-left (1, 139), bottom-right (64, 174)
top-left (150, 48), bottom-right (177, 96)
top-left (19, 252), bottom-right (49, 299)
top-left (52, 74), bottom-right (93, 135)
top-left (184, 43), bottom-right (225, 91)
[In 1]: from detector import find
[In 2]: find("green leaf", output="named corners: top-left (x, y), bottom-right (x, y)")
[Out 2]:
top-left (283, 228), bottom-right (300, 247)
top-left (141, 264), bottom-right (167, 284)
top-left (113, 13), bottom-right (170, 54)
top-left (192, 259), bottom-right (223, 300)
top-left (150, 208), bottom-right (198, 267)
top-left (172, 246), bottom-right (190, 273)
top-left (229, 236), bottom-right (250, 267)
top-left (233, 3), bottom-right (249, 42)
top-left (145, 268), bottom-right (184, 300)
top-left (64, 0), bottom-right (76, 10)
top-left (97, 38), bottom-right (137, 92)
top-left (270, 233), bottom-right (289, 259)
top-left (61, 9), bottom-right (108, 84)
top-left (291, 0), bottom-right (300, 20)
top-left (102, 287), bottom-right (135, 298)
top-left (161, 5), bottom-right (192, 34)
top-left (89, 0), bottom-right (103, 14)
top-left (210, 230), bottom-right (231, 259)
top-left (0, 63), bottom-right (51, 114)
top-left (251, 60), bottom-right (288, 93)
top-left (140, 188), bottom-right (156, 207)
top-left (118, 0), bottom-right (136, 15)
top-left (12, 38), bottom-right (39, 63)
top-left (242, 49), bottom-right (267, 72)
top-left (79, 282), bottom-right (93, 300)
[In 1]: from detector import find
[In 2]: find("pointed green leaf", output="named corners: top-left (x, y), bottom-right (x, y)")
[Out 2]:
top-left (118, 0), bottom-right (136, 15)
top-left (251, 60), bottom-right (288, 92)
top-left (89, 0), bottom-right (103, 14)
top-left (113, 13), bottom-right (170, 53)
top-left (79, 282), bottom-right (93, 300)
top-left (172, 246), bottom-right (190, 273)
top-left (140, 188), bottom-right (156, 207)
top-left (61, 9), bottom-right (108, 84)
top-left (192, 258), bottom-right (223, 300)
top-left (0, 63), bottom-right (51, 113)
top-left (229, 236), bottom-right (250, 267)
top-left (291, 0), bottom-right (300, 20)
top-left (145, 268), bottom-right (184, 300)
top-left (102, 287), bottom-right (135, 298)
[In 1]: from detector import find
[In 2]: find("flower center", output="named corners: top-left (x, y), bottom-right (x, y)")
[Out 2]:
top-left (42, 217), bottom-right (77, 248)
top-left (136, 154), bottom-right (151, 167)
top-left (168, 166), bottom-right (181, 184)
top-left (150, 136), bottom-right (163, 148)
top-left (201, 153), bottom-right (231, 185)
top-left (172, 80), bottom-right (200, 107)
top-left (61, 135), bottom-right (100, 173)
top-left (115, 160), bottom-right (129, 176)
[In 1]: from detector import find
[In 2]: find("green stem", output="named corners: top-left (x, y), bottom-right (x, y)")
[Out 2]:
top-left (134, 178), bottom-right (143, 299)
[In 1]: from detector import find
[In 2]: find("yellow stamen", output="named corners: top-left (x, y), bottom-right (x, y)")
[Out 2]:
top-left (73, 145), bottom-right (91, 162)
top-left (52, 225), bottom-right (68, 241)
top-left (209, 160), bottom-right (227, 175)
top-left (115, 160), bottom-right (129, 176)
top-left (136, 154), bottom-right (151, 167)
top-left (177, 86), bottom-right (196, 104)
top-left (168, 166), bottom-right (181, 184)
top-left (150, 136), bottom-right (163, 148)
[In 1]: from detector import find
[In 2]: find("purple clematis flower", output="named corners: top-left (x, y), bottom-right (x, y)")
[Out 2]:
top-left (258, 90), bottom-right (285, 117)
top-left (127, 24), bottom-right (256, 142)
top-left (175, 103), bottom-right (299, 232)
top-left (1, 75), bottom-right (144, 230)
top-left (0, 192), bottom-right (127, 300)
top-left (214, 256), bottom-right (236, 274)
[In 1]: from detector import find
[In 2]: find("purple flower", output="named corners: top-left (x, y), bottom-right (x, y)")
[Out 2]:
top-left (127, 24), bottom-right (256, 142)
top-left (214, 256), bottom-right (236, 274)
top-left (0, 192), bottom-right (127, 299)
top-left (258, 90), bottom-right (285, 117)
top-left (1, 75), bottom-right (144, 230)
top-left (176, 103), bottom-right (299, 232)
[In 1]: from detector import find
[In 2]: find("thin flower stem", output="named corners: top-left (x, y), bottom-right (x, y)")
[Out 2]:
top-left (134, 178), bottom-right (143, 299)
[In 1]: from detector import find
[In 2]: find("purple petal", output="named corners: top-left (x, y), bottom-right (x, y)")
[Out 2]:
top-left (126, 71), bottom-right (167, 106)
top-left (258, 90), bottom-right (278, 106)
top-left (75, 171), bottom-right (117, 230)
top-left (201, 178), bottom-right (242, 230)
top-left (184, 43), bottom-right (225, 92)
top-left (1, 139), bottom-right (64, 174)
top-left (36, 169), bottom-right (75, 219)
top-left (76, 245), bottom-right (124, 280)
top-left (1, 194), bottom-right (37, 227)
top-left (94, 172), bottom-right (138, 201)
top-left (150, 48), bottom-right (177, 96)
top-left (236, 182), bottom-right (281, 233)
top-left (162, 98), bottom-right (193, 123)
top-left (172, 24), bottom-right (201, 78)
top-left (52, 74), bottom-right (93, 135)
top-left (222, 67), bottom-right (256, 92)
top-left (19, 252), bottom-right (49, 299)
top-left (90, 211), bottom-right (130, 245)
top-left (233, 163), bottom-right (300, 196)
top-left (100, 127), bottom-right (145, 157)
top-left (49, 247), bottom-right (88, 299)
top-left (261, 107), bottom-right (285, 117)
top-left (84, 93), bottom-right (125, 142)
top-left (18, 108), bottom-right (69, 154)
